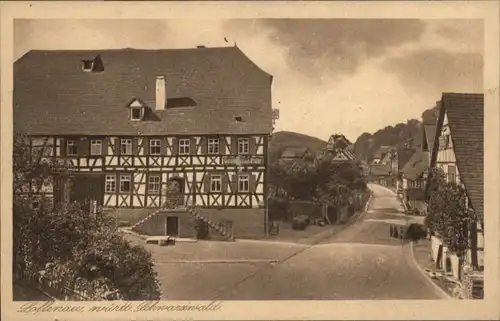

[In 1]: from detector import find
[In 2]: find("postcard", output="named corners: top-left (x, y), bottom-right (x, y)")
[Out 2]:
top-left (1, 1), bottom-right (499, 320)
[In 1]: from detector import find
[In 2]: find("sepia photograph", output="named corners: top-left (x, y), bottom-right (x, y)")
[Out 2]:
top-left (1, 1), bottom-right (499, 321)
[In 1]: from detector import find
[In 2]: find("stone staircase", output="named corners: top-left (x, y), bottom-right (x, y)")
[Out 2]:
top-left (186, 206), bottom-right (234, 241)
top-left (129, 197), bottom-right (234, 241)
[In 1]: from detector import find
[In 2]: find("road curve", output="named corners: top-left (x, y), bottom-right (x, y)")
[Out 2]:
top-left (218, 184), bottom-right (445, 300)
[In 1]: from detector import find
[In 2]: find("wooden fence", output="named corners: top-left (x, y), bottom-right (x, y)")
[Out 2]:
top-left (14, 269), bottom-right (110, 301)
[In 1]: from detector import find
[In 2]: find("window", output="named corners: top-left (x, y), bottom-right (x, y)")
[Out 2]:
top-left (447, 165), bottom-right (457, 183)
top-left (238, 175), bottom-right (250, 192)
top-left (120, 175), bottom-right (131, 193)
top-left (120, 139), bottom-right (132, 155)
top-left (238, 138), bottom-right (249, 154)
top-left (131, 107), bottom-right (142, 121)
top-left (105, 175), bottom-right (116, 193)
top-left (82, 60), bottom-right (93, 71)
top-left (31, 200), bottom-right (40, 211)
top-left (67, 140), bottom-right (78, 156)
top-left (210, 175), bottom-right (222, 193)
top-left (208, 138), bottom-right (220, 154)
top-left (148, 175), bottom-right (161, 193)
top-left (179, 139), bottom-right (190, 155)
top-left (149, 139), bottom-right (161, 155)
top-left (90, 140), bottom-right (102, 155)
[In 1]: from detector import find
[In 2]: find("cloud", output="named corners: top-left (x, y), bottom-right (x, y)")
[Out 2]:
top-left (14, 19), bottom-right (170, 59)
top-left (228, 19), bottom-right (426, 83)
top-left (381, 49), bottom-right (483, 98)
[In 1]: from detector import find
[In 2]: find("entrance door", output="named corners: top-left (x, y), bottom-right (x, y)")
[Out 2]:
top-left (70, 174), bottom-right (105, 211)
top-left (166, 216), bottom-right (180, 236)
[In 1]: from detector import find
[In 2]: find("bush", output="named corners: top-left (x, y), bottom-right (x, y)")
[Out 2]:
top-left (292, 215), bottom-right (310, 230)
top-left (13, 197), bottom-right (162, 300)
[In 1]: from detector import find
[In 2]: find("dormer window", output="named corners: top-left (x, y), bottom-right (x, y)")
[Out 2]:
top-left (131, 107), bottom-right (143, 121)
top-left (82, 60), bottom-right (94, 72)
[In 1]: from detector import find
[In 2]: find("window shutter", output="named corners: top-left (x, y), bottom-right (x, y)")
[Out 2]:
top-left (190, 138), bottom-right (196, 155)
top-left (250, 174), bottom-right (257, 193)
top-left (132, 138), bottom-right (139, 155)
top-left (102, 137), bottom-right (108, 156)
top-left (79, 138), bottom-right (89, 156)
top-left (60, 138), bottom-right (66, 157)
top-left (219, 137), bottom-right (226, 155)
top-left (201, 137), bottom-right (207, 154)
top-left (161, 137), bottom-right (168, 155)
top-left (143, 137), bottom-right (149, 155)
top-left (249, 137), bottom-right (256, 155)
top-left (222, 173), bottom-right (229, 193)
top-left (231, 173), bottom-right (237, 193)
top-left (231, 137), bottom-right (238, 155)
top-left (203, 174), bottom-right (210, 193)
top-left (173, 138), bottom-right (179, 155)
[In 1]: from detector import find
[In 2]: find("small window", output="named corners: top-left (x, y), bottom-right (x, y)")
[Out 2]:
top-left (67, 140), bottom-right (78, 156)
top-left (238, 175), bottom-right (250, 192)
top-left (148, 175), bottom-right (161, 193)
top-left (208, 138), bottom-right (220, 154)
top-left (149, 139), bottom-right (161, 155)
top-left (210, 175), bottom-right (222, 193)
top-left (82, 60), bottom-right (93, 71)
top-left (179, 139), bottom-right (190, 155)
top-left (120, 175), bottom-right (131, 193)
top-left (121, 139), bottom-right (133, 155)
top-left (131, 107), bottom-right (142, 121)
top-left (90, 140), bottom-right (102, 156)
top-left (105, 175), bottom-right (116, 193)
top-left (238, 138), bottom-right (249, 154)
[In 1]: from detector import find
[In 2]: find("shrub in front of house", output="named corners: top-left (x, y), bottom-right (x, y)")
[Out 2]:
top-left (292, 215), bottom-right (310, 230)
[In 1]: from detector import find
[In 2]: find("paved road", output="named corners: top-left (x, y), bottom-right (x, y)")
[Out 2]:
top-left (143, 184), bottom-right (444, 300)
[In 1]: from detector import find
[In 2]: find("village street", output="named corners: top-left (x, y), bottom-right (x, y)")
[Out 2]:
top-left (126, 184), bottom-right (445, 300)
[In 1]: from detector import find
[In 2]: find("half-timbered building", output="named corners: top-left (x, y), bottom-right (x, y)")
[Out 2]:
top-left (426, 93), bottom-right (484, 298)
top-left (325, 134), bottom-right (356, 162)
top-left (14, 46), bottom-right (274, 239)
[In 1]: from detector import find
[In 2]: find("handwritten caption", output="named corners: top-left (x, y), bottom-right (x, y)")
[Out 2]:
top-left (18, 301), bottom-right (223, 315)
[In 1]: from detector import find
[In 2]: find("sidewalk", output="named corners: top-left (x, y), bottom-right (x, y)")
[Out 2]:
top-left (412, 238), bottom-right (461, 299)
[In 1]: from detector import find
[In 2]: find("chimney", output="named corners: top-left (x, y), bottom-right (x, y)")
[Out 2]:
top-left (156, 75), bottom-right (166, 111)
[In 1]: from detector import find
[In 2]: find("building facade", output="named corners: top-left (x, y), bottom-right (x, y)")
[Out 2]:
top-left (426, 93), bottom-right (484, 298)
top-left (14, 46), bottom-right (274, 238)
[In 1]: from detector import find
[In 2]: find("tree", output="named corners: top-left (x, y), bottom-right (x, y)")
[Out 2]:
top-left (13, 133), bottom-right (162, 300)
top-left (426, 167), bottom-right (474, 259)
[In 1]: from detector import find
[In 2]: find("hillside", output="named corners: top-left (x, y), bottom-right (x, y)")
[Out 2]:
top-left (269, 131), bottom-right (327, 160)
top-left (353, 106), bottom-right (439, 163)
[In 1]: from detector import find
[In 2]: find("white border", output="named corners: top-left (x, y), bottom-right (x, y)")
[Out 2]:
top-left (1, 1), bottom-right (499, 320)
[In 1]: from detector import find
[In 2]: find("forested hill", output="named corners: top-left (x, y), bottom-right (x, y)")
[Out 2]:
top-left (269, 131), bottom-right (327, 160)
top-left (353, 106), bottom-right (439, 163)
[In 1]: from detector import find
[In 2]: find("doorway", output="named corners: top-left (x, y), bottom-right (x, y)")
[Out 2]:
top-left (165, 216), bottom-right (180, 236)
top-left (166, 176), bottom-right (185, 208)
top-left (69, 174), bottom-right (105, 212)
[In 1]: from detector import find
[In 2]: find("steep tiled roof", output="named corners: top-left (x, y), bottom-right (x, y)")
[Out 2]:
top-left (397, 147), bottom-right (415, 171)
top-left (441, 93), bottom-right (484, 219)
top-left (14, 47), bottom-right (273, 136)
top-left (402, 150), bottom-right (430, 180)
top-left (423, 124), bottom-right (437, 152)
top-left (280, 147), bottom-right (311, 159)
top-left (369, 163), bottom-right (392, 176)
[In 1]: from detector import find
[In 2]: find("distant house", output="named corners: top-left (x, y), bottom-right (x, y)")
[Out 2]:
top-left (426, 93), bottom-right (484, 297)
top-left (395, 145), bottom-right (417, 193)
top-left (400, 124), bottom-right (436, 213)
top-left (368, 163), bottom-right (393, 186)
top-left (279, 147), bottom-right (314, 162)
top-left (325, 134), bottom-right (356, 162)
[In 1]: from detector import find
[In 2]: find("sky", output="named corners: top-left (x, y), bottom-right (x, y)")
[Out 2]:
top-left (14, 19), bottom-right (483, 142)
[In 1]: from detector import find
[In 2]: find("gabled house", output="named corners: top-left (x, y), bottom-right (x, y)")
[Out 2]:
top-left (325, 134), bottom-right (356, 162)
top-left (400, 124), bottom-right (436, 213)
top-left (14, 46), bottom-right (274, 239)
top-left (371, 145), bottom-right (394, 165)
top-left (368, 163), bottom-right (393, 186)
top-left (426, 93), bottom-right (484, 297)
top-left (279, 147), bottom-right (314, 162)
